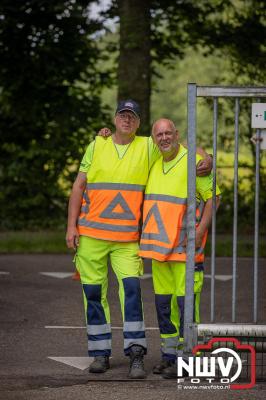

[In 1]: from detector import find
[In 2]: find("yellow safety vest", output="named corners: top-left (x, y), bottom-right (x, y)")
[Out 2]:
top-left (139, 145), bottom-right (208, 262)
top-left (78, 135), bottom-right (149, 241)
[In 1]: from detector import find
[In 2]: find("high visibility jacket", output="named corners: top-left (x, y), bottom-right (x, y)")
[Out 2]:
top-left (139, 145), bottom-right (208, 262)
top-left (78, 136), bottom-right (149, 242)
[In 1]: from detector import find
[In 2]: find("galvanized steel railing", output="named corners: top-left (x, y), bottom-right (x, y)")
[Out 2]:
top-left (184, 84), bottom-right (266, 355)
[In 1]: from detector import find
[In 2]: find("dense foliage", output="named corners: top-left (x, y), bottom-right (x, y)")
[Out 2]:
top-left (105, 0), bottom-right (266, 134)
top-left (0, 0), bottom-right (112, 229)
top-left (0, 0), bottom-right (265, 231)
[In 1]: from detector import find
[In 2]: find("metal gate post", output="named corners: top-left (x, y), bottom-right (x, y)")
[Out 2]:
top-left (232, 98), bottom-right (240, 322)
top-left (254, 128), bottom-right (261, 323)
top-left (182, 84), bottom-right (266, 381)
top-left (183, 83), bottom-right (197, 353)
top-left (210, 98), bottom-right (218, 322)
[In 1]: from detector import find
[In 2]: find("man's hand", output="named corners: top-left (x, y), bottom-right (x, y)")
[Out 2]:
top-left (179, 233), bottom-right (203, 250)
top-left (66, 227), bottom-right (79, 250)
top-left (98, 127), bottom-right (112, 137)
top-left (196, 154), bottom-right (213, 177)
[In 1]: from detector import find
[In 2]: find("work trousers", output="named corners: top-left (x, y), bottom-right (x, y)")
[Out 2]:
top-left (152, 260), bottom-right (203, 360)
top-left (75, 236), bottom-right (147, 357)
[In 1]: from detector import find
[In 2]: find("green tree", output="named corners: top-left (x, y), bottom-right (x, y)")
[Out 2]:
top-left (0, 0), bottom-right (111, 229)
top-left (117, 0), bottom-right (151, 135)
top-left (105, 0), bottom-right (266, 135)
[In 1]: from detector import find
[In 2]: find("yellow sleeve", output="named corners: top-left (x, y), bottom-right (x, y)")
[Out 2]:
top-left (79, 141), bottom-right (95, 173)
top-left (196, 172), bottom-right (221, 202)
top-left (148, 136), bottom-right (161, 170)
top-left (195, 154), bottom-right (221, 201)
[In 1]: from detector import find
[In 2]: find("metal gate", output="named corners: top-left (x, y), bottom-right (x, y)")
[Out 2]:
top-left (184, 84), bottom-right (266, 382)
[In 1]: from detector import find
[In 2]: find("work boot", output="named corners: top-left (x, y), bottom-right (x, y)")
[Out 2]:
top-left (153, 359), bottom-right (175, 374)
top-left (89, 356), bottom-right (110, 373)
top-left (128, 345), bottom-right (146, 379)
top-left (162, 362), bottom-right (177, 379)
top-left (162, 362), bottom-right (189, 379)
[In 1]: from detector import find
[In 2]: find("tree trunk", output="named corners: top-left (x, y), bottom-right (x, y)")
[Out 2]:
top-left (117, 0), bottom-right (151, 136)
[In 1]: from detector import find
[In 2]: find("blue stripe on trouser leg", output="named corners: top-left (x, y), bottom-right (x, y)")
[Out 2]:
top-left (122, 277), bottom-right (147, 355)
top-left (155, 294), bottom-right (177, 334)
top-left (176, 295), bottom-right (198, 358)
top-left (177, 295), bottom-right (197, 338)
top-left (177, 293), bottom-right (200, 357)
top-left (155, 294), bottom-right (178, 361)
top-left (177, 296), bottom-right (185, 338)
top-left (83, 284), bottom-right (111, 356)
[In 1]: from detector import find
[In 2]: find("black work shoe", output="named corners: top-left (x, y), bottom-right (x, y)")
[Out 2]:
top-left (153, 359), bottom-right (175, 374)
top-left (89, 356), bottom-right (110, 373)
top-left (162, 362), bottom-right (189, 379)
top-left (162, 362), bottom-right (177, 379)
top-left (128, 345), bottom-right (146, 379)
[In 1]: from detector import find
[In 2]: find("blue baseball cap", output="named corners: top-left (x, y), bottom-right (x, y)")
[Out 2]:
top-left (116, 99), bottom-right (141, 118)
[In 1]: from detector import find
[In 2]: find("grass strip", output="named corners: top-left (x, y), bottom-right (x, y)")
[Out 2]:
top-left (0, 231), bottom-right (265, 257)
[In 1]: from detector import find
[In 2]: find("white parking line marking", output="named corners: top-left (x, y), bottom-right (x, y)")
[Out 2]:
top-left (205, 274), bottom-right (233, 282)
top-left (139, 273), bottom-right (233, 281)
top-left (45, 326), bottom-right (86, 329)
top-left (45, 325), bottom-right (159, 330)
top-left (204, 274), bottom-right (233, 282)
top-left (48, 357), bottom-right (94, 370)
top-left (40, 272), bottom-right (73, 279)
top-left (140, 273), bottom-right (152, 279)
top-left (0, 271), bottom-right (10, 275)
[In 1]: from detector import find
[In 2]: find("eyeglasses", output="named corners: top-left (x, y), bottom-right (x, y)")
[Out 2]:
top-left (117, 112), bottom-right (138, 122)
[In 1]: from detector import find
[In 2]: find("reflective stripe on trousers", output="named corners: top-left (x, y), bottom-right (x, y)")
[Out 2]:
top-left (123, 278), bottom-right (147, 355)
top-left (83, 279), bottom-right (147, 356)
top-left (161, 336), bottom-right (179, 360)
top-left (87, 323), bottom-right (112, 354)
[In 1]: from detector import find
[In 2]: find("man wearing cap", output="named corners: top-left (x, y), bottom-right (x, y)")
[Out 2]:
top-left (66, 100), bottom-right (212, 379)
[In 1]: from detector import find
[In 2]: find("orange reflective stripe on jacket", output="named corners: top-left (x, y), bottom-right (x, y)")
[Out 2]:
top-left (139, 193), bottom-right (207, 262)
top-left (78, 182), bottom-right (145, 241)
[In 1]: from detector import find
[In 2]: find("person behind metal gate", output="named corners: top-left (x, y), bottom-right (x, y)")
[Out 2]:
top-left (139, 118), bottom-right (221, 379)
top-left (66, 101), bottom-right (212, 379)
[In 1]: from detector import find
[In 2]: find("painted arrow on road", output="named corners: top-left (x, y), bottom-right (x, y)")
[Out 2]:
top-left (48, 356), bottom-right (94, 370)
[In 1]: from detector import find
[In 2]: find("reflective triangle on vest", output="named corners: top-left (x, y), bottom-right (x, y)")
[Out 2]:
top-left (141, 203), bottom-right (170, 244)
top-left (99, 192), bottom-right (136, 221)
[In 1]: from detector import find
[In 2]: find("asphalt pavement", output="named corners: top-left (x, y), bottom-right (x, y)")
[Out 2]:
top-left (0, 254), bottom-right (265, 399)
